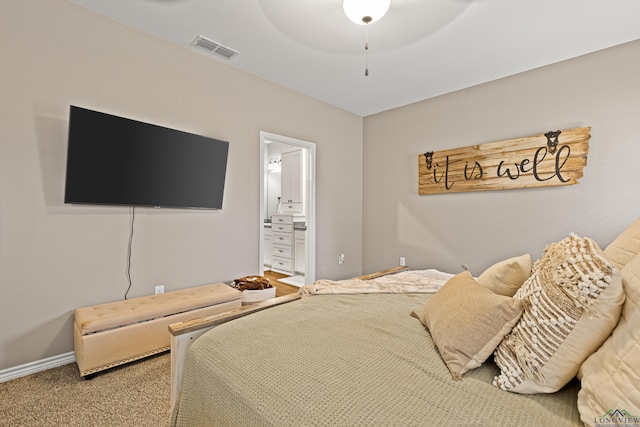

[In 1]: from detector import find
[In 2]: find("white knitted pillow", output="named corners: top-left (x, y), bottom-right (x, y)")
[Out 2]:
top-left (493, 234), bottom-right (624, 394)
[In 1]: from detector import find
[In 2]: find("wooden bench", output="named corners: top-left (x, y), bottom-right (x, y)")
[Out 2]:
top-left (73, 283), bottom-right (241, 377)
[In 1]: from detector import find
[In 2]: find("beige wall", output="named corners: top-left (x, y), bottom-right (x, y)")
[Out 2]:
top-left (363, 39), bottom-right (640, 274)
top-left (0, 0), bottom-right (363, 370)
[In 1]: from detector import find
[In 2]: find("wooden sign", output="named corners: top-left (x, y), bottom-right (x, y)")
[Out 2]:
top-left (418, 127), bottom-right (590, 195)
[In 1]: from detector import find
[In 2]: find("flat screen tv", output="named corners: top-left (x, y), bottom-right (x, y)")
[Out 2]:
top-left (64, 106), bottom-right (229, 209)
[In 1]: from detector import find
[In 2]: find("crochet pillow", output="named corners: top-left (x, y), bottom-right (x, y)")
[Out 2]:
top-left (476, 254), bottom-right (532, 296)
top-left (493, 234), bottom-right (624, 394)
top-left (416, 271), bottom-right (524, 380)
top-left (577, 252), bottom-right (640, 425)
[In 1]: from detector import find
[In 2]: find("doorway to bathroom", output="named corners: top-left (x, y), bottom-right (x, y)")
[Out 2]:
top-left (259, 131), bottom-right (315, 286)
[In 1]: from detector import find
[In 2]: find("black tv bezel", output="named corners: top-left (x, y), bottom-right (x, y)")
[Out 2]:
top-left (64, 105), bottom-right (229, 210)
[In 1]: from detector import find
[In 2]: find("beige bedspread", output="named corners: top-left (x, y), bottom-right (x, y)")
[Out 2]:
top-left (171, 293), bottom-right (582, 426)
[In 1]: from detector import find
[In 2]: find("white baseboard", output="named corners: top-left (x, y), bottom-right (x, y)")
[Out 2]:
top-left (0, 352), bottom-right (76, 383)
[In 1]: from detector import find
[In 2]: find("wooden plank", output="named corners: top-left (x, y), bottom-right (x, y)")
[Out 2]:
top-left (169, 293), bottom-right (301, 336)
top-left (418, 127), bottom-right (590, 195)
top-left (355, 265), bottom-right (409, 281)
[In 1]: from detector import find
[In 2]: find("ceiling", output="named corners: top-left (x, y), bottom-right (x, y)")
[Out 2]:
top-left (68, 0), bottom-right (640, 117)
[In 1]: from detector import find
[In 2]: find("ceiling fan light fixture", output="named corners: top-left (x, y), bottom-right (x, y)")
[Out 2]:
top-left (343, 0), bottom-right (391, 25)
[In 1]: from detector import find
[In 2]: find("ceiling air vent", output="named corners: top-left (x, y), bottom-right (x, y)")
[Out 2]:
top-left (191, 35), bottom-right (239, 61)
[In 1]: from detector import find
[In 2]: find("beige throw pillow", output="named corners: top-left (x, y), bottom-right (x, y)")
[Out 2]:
top-left (577, 252), bottom-right (640, 426)
top-left (604, 217), bottom-right (640, 270)
top-left (493, 234), bottom-right (624, 394)
top-left (477, 254), bottom-right (532, 296)
top-left (416, 271), bottom-right (524, 380)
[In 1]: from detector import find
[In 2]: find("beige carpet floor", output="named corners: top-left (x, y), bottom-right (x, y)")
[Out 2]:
top-left (0, 352), bottom-right (171, 427)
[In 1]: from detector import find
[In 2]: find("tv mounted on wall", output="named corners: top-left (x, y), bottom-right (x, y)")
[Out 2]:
top-left (64, 106), bottom-right (229, 210)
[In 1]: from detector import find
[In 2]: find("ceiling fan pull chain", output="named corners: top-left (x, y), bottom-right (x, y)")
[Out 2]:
top-left (365, 22), bottom-right (369, 76)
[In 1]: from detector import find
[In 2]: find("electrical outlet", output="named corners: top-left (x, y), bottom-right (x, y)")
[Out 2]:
top-left (400, 257), bottom-right (406, 266)
top-left (338, 254), bottom-right (345, 264)
top-left (155, 285), bottom-right (164, 295)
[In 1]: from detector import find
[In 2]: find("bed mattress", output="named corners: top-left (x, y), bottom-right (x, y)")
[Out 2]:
top-left (171, 293), bottom-right (581, 426)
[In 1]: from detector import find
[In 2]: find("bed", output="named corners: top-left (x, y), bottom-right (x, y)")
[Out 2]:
top-left (170, 221), bottom-right (640, 427)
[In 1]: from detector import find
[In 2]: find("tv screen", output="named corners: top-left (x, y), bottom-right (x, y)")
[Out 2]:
top-left (64, 106), bottom-right (229, 209)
